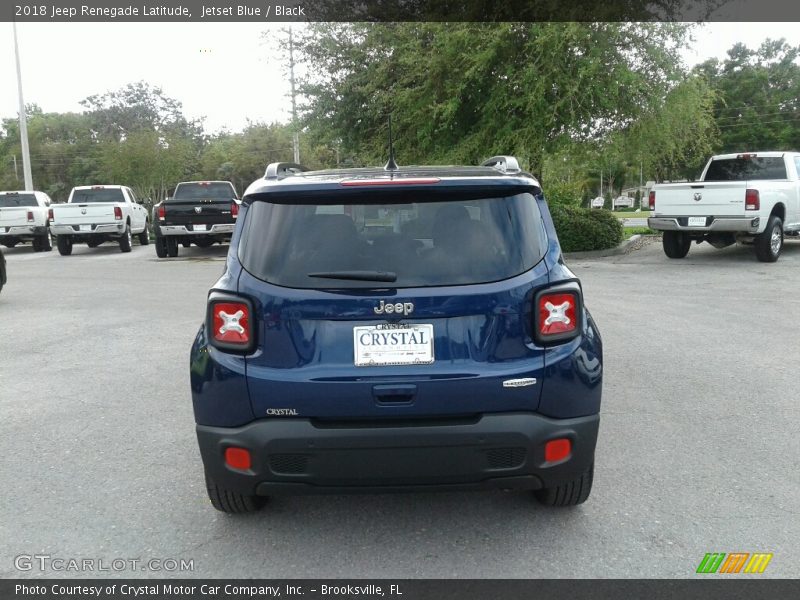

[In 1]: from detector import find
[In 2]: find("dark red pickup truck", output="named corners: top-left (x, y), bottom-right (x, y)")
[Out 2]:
top-left (152, 181), bottom-right (240, 258)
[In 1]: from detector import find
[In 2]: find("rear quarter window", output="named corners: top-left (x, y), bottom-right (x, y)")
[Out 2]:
top-left (239, 191), bottom-right (547, 289)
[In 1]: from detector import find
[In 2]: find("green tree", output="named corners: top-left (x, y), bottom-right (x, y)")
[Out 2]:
top-left (697, 39), bottom-right (800, 153)
top-left (293, 23), bottom-right (693, 177)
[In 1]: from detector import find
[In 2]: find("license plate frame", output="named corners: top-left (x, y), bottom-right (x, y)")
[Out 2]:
top-left (353, 324), bottom-right (435, 367)
top-left (687, 217), bottom-right (706, 227)
top-left (194, 224), bottom-right (207, 232)
top-left (79, 224), bottom-right (91, 232)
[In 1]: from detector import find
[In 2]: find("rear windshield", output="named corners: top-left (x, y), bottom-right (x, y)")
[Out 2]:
top-left (173, 182), bottom-right (237, 200)
top-left (704, 157), bottom-right (787, 181)
top-left (239, 193), bottom-right (547, 289)
top-left (0, 194), bottom-right (37, 207)
top-left (70, 189), bottom-right (125, 203)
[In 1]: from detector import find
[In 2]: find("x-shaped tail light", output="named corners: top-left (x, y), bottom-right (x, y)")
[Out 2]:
top-left (535, 289), bottom-right (581, 344)
top-left (218, 310), bottom-right (245, 335)
top-left (209, 298), bottom-right (254, 350)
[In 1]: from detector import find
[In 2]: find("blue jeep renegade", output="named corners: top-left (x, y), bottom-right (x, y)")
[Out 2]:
top-left (190, 156), bottom-right (602, 513)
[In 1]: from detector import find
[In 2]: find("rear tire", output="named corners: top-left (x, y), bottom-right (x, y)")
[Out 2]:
top-left (119, 224), bottom-right (132, 253)
top-left (166, 236), bottom-right (179, 257)
top-left (138, 221), bottom-right (150, 245)
top-left (33, 229), bottom-right (52, 252)
top-left (662, 231), bottom-right (691, 259)
top-left (57, 235), bottom-right (73, 256)
top-left (754, 215), bottom-right (783, 262)
top-left (155, 235), bottom-right (168, 258)
top-left (205, 471), bottom-right (265, 514)
top-left (534, 464), bottom-right (594, 507)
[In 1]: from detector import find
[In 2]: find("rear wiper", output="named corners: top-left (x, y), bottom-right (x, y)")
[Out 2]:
top-left (308, 270), bottom-right (397, 282)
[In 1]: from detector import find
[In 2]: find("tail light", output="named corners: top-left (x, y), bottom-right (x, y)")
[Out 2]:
top-left (207, 294), bottom-right (255, 352)
top-left (114, 206), bottom-right (123, 220)
top-left (648, 190), bottom-right (656, 211)
top-left (231, 201), bottom-right (239, 219)
top-left (745, 189), bottom-right (760, 211)
top-left (157, 204), bottom-right (166, 220)
top-left (533, 284), bottom-right (583, 345)
top-left (48, 208), bottom-right (54, 221)
top-left (26, 211), bottom-right (34, 222)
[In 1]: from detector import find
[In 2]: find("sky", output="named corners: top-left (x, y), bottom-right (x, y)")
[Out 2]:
top-left (1, 21), bottom-right (800, 135)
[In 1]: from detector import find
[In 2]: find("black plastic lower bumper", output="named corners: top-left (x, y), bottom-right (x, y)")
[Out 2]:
top-left (197, 412), bottom-right (600, 495)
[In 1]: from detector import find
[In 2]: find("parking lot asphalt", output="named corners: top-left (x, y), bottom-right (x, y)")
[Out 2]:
top-left (1, 238), bottom-right (799, 578)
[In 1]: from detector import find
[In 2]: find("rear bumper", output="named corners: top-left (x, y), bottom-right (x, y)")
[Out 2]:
top-left (648, 216), bottom-right (761, 234)
top-left (197, 412), bottom-right (599, 495)
top-left (0, 225), bottom-right (45, 237)
top-left (158, 223), bottom-right (235, 236)
top-left (51, 223), bottom-right (125, 236)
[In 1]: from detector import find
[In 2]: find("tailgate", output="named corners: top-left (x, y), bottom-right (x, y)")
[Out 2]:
top-left (53, 203), bottom-right (117, 224)
top-left (654, 182), bottom-right (747, 217)
top-left (239, 269), bottom-right (549, 420)
top-left (0, 207), bottom-right (32, 228)
top-left (164, 200), bottom-right (235, 226)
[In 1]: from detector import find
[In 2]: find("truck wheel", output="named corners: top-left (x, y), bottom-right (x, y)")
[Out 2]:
top-left (205, 471), bottom-right (265, 514)
top-left (755, 215), bottom-right (783, 262)
top-left (155, 235), bottom-right (168, 258)
top-left (534, 464), bottom-right (594, 507)
top-left (138, 222), bottom-right (150, 245)
top-left (33, 230), bottom-right (52, 252)
top-left (166, 237), bottom-right (179, 257)
top-left (662, 231), bottom-right (691, 259)
top-left (119, 224), bottom-right (133, 253)
top-left (56, 235), bottom-right (73, 256)
top-left (194, 238), bottom-right (214, 248)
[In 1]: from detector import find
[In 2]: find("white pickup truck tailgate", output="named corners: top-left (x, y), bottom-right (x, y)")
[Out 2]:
top-left (53, 203), bottom-right (118, 225)
top-left (654, 182), bottom-right (747, 217)
top-left (0, 207), bottom-right (33, 227)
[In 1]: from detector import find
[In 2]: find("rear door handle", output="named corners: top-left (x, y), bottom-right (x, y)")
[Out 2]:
top-left (372, 384), bottom-right (417, 405)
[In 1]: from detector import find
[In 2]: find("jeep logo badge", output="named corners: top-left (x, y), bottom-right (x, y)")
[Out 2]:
top-left (374, 300), bottom-right (414, 316)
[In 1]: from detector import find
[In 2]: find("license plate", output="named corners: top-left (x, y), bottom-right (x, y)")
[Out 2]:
top-left (687, 217), bottom-right (706, 227)
top-left (194, 224), bottom-right (207, 232)
top-left (354, 324), bottom-right (434, 367)
top-left (79, 225), bottom-right (91, 232)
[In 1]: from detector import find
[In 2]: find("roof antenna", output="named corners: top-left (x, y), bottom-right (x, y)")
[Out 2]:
top-left (384, 115), bottom-right (398, 171)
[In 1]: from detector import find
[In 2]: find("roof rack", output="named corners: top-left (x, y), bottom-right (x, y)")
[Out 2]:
top-left (481, 156), bottom-right (521, 174)
top-left (264, 162), bottom-right (310, 180)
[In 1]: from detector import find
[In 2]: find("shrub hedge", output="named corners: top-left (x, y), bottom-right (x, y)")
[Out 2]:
top-left (548, 205), bottom-right (624, 253)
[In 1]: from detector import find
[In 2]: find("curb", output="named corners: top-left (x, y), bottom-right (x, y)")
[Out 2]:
top-left (563, 235), bottom-right (642, 260)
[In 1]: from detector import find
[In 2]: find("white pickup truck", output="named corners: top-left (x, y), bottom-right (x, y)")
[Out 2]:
top-left (50, 185), bottom-right (149, 255)
top-left (648, 152), bottom-right (800, 262)
top-left (0, 190), bottom-right (54, 252)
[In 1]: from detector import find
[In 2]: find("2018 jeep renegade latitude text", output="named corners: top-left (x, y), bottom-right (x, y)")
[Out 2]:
top-left (190, 157), bottom-right (603, 513)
